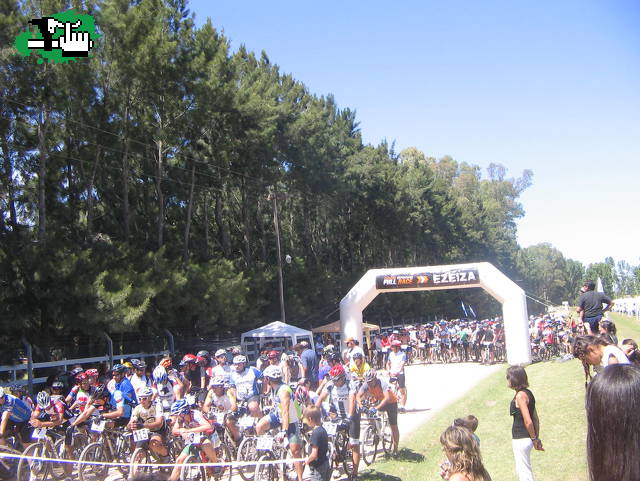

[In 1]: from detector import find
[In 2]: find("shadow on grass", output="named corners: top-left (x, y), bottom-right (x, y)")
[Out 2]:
top-left (360, 470), bottom-right (403, 481)
top-left (393, 447), bottom-right (425, 462)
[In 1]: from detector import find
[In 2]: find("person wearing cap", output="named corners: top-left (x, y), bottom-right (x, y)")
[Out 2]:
top-left (387, 340), bottom-right (407, 412)
top-left (257, 365), bottom-right (304, 481)
top-left (0, 386), bottom-right (32, 447)
top-left (128, 386), bottom-right (169, 460)
top-left (130, 360), bottom-right (151, 400)
top-left (577, 279), bottom-right (614, 335)
top-left (211, 349), bottom-right (231, 383)
top-left (204, 377), bottom-right (240, 442)
top-left (229, 355), bottom-right (263, 417)
top-left (342, 337), bottom-right (365, 368)
top-left (267, 350), bottom-right (281, 367)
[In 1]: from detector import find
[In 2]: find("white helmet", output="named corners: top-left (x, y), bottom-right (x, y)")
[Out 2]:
top-left (263, 365), bottom-right (283, 380)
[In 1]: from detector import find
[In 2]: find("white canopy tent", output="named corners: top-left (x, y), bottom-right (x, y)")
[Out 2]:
top-left (240, 321), bottom-right (315, 361)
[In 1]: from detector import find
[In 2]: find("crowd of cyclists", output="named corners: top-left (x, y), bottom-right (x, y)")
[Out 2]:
top-left (0, 341), bottom-right (406, 481)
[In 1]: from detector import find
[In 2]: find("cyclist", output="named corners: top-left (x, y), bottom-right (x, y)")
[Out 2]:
top-left (167, 399), bottom-right (219, 481)
top-left (153, 366), bottom-right (180, 415)
top-left (349, 351), bottom-right (371, 382)
top-left (179, 354), bottom-right (200, 393)
top-left (196, 350), bottom-right (213, 389)
top-left (315, 364), bottom-right (361, 479)
top-left (50, 381), bottom-right (66, 403)
top-left (386, 340), bottom-right (407, 412)
top-left (256, 365), bottom-right (303, 481)
top-left (482, 324), bottom-right (495, 365)
top-left (130, 360), bottom-right (151, 399)
top-left (211, 349), bottom-right (231, 383)
top-left (30, 391), bottom-right (66, 431)
top-left (104, 364), bottom-right (136, 427)
top-left (0, 386), bottom-right (33, 447)
top-left (204, 377), bottom-right (240, 443)
top-left (66, 372), bottom-right (91, 411)
top-left (128, 386), bottom-right (169, 458)
top-left (9, 384), bottom-right (34, 410)
top-left (228, 355), bottom-right (263, 417)
top-left (357, 369), bottom-right (400, 456)
top-left (64, 384), bottom-right (111, 458)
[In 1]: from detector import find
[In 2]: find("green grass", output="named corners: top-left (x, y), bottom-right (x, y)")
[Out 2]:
top-left (360, 313), bottom-right (640, 481)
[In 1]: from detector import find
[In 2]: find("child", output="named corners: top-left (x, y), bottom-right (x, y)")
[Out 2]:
top-left (303, 405), bottom-right (331, 481)
top-left (454, 414), bottom-right (480, 446)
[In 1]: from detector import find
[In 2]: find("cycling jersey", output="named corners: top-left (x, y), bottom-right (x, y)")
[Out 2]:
top-left (349, 362), bottom-right (371, 380)
top-left (130, 403), bottom-right (163, 431)
top-left (230, 366), bottom-right (263, 401)
top-left (111, 389), bottom-right (132, 419)
top-left (207, 391), bottom-right (233, 412)
top-left (70, 388), bottom-right (91, 412)
top-left (180, 409), bottom-right (213, 441)
top-left (130, 375), bottom-right (151, 399)
top-left (325, 381), bottom-right (352, 418)
top-left (211, 363), bottom-right (231, 382)
top-left (34, 398), bottom-right (66, 420)
top-left (114, 377), bottom-right (137, 411)
top-left (271, 383), bottom-right (300, 423)
top-left (154, 382), bottom-right (176, 412)
top-left (0, 394), bottom-right (32, 423)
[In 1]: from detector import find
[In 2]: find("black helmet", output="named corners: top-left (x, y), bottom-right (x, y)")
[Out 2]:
top-left (91, 385), bottom-right (110, 399)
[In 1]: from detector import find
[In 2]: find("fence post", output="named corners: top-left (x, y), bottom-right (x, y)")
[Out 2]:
top-left (163, 329), bottom-right (175, 357)
top-left (20, 337), bottom-right (33, 395)
top-left (102, 332), bottom-right (113, 368)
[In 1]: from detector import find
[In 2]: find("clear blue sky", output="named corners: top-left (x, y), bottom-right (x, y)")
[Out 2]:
top-left (187, 0), bottom-right (640, 267)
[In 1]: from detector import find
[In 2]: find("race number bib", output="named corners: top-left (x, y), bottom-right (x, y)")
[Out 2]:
top-left (186, 432), bottom-right (202, 444)
top-left (91, 419), bottom-right (106, 432)
top-left (133, 428), bottom-right (150, 442)
top-left (323, 422), bottom-right (337, 436)
top-left (215, 412), bottom-right (225, 424)
top-left (32, 427), bottom-right (47, 440)
top-left (256, 436), bottom-right (274, 450)
top-left (186, 394), bottom-right (196, 405)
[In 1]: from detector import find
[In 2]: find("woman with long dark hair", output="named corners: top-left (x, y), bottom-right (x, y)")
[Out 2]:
top-left (572, 335), bottom-right (629, 387)
top-left (507, 366), bottom-right (543, 481)
top-left (439, 425), bottom-right (491, 481)
top-left (586, 364), bottom-right (640, 481)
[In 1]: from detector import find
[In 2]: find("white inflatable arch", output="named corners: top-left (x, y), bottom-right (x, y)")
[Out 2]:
top-left (339, 262), bottom-right (531, 365)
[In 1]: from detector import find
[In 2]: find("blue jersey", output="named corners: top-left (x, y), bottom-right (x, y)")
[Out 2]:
top-left (113, 377), bottom-right (136, 418)
top-left (110, 390), bottom-right (132, 419)
top-left (1, 394), bottom-right (32, 423)
top-left (230, 366), bottom-right (263, 401)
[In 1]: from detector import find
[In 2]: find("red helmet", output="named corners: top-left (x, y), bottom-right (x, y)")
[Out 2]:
top-left (85, 369), bottom-right (99, 378)
top-left (75, 372), bottom-right (87, 383)
top-left (268, 350), bottom-right (279, 359)
top-left (391, 340), bottom-right (402, 347)
top-left (181, 353), bottom-right (197, 363)
top-left (329, 364), bottom-right (346, 381)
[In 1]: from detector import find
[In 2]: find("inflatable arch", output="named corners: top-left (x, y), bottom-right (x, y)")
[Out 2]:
top-left (339, 262), bottom-right (531, 365)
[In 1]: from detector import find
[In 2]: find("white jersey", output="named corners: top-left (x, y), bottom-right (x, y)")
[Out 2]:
top-left (387, 350), bottom-right (406, 374)
top-left (208, 392), bottom-right (232, 412)
top-left (154, 381), bottom-right (176, 412)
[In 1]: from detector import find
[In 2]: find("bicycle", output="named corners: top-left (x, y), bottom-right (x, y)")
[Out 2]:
top-left (129, 425), bottom-right (182, 479)
top-left (235, 409), bottom-right (260, 481)
top-left (180, 432), bottom-right (233, 481)
top-left (77, 419), bottom-right (133, 481)
top-left (253, 432), bottom-right (298, 481)
top-left (360, 408), bottom-right (393, 465)
top-left (0, 445), bottom-right (21, 480)
top-left (320, 418), bottom-right (352, 479)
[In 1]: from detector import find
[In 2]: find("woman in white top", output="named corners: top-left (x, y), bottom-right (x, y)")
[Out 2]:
top-left (573, 335), bottom-right (630, 387)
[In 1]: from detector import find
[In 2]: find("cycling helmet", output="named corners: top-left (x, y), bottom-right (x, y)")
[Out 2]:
top-left (233, 355), bottom-right (247, 365)
top-left (130, 359), bottom-right (141, 368)
top-left (76, 372), bottom-right (88, 383)
top-left (138, 387), bottom-right (154, 398)
top-left (170, 399), bottom-right (191, 415)
top-left (352, 352), bottom-right (364, 360)
top-left (196, 350), bottom-right (209, 359)
top-left (85, 369), bottom-right (99, 378)
top-left (364, 369), bottom-right (377, 383)
top-left (70, 367), bottom-right (84, 376)
top-left (36, 391), bottom-right (50, 408)
top-left (92, 385), bottom-right (110, 399)
top-left (136, 360), bottom-right (146, 369)
top-left (160, 358), bottom-right (172, 369)
top-left (153, 366), bottom-right (168, 384)
top-left (294, 385), bottom-right (309, 406)
top-left (323, 344), bottom-right (335, 353)
top-left (232, 347), bottom-right (241, 355)
top-left (210, 377), bottom-right (226, 388)
top-left (10, 383), bottom-right (24, 394)
top-left (51, 381), bottom-right (64, 390)
top-left (391, 340), bottom-right (402, 347)
top-left (267, 350), bottom-right (279, 359)
top-left (328, 352), bottom-right (342, 363)
top-left (214, 349), bottom-right (226, 358)
top-left (329, 365), bottom-right (346, 381)
top-left (263, 365), bottom-right (283, 380)
top-left (112, 364), bottom-right (126, 373)
top-left (181, 354), bottom-right (197, 364)
top-left (123, 361), bottom-right (134, 369)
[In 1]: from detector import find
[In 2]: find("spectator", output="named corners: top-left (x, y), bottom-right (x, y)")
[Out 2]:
top-left (598, 320), bottom-right (618, 345)
top-left (439, 425), bottom-right (491, 481)
top-left (453, 415), bottom-right (480, 446)
top-left (573, 335), bottom-right (630, 387)
top-left (585, 364), bottom-right (640, 481)
top-left (303, 405), bottom-right (331, 481)
top-left (296, 342), bottom-right (319, 391)
top-left (576, 280), bottom-right (614, 335)
top-left (507, 366), bottom-right (543, 481)
top-left (621, 339), bottom-right (640, 365)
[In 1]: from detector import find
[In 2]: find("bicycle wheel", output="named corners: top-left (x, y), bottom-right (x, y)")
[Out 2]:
top-left (129, 446), bottom-right (151, 479)
top-left (237, 436), bottom-right (258, 481)
top-left (0, 446), bottom-right (20, 480)
top-left (78, 442), bottom-right (109, 481)
top-left (361, 425), bottom-right (378, 465)
top-left (336, 431), bottom-right (354, 478)
top-left (46, 439), bottom-right (68, 480)
top-left (381, 418), bottom-right (393, 455)
top-left (115, 433), bottom-right (133, 476)
top-left (213, 443), bottom-right (233, 481)
top-left (16, 442), bottom-right (48, 481)
top-left (181, 453), bottom-right (206, 481)
top-left (254, 453), bottom-right (278, 481)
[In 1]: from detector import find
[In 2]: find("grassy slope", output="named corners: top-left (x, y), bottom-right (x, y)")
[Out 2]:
top-left (361, 313), bottom-right (640, 481)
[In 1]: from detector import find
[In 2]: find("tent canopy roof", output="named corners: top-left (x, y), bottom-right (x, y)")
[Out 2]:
top-left (312, 320), bottom-right (380, 334)
top-left (241, 321), bottom-right (312, 340)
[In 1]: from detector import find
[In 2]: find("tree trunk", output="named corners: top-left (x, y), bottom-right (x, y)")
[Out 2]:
top-left (156, 140), bottom-right (164, 248)
top-left (203, 191), bottom-right (210, 256)
top-left (183, 160), bottom-right (196, 263)
top-left (86, 144), bottom-right (102, 237)
top-left (215, 191), bottom-right (231, 256)
top-left (241, 178), bottom-right (252, 266)
top-left (0, 132), bottom-right (18, 228)
top-left (121, 104), bottom-right (130, 242)
top-left (37, 108), bottom-right (48, 242)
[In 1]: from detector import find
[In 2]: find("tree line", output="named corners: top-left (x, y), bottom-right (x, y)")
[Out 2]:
top-left (1, 0), bottom-right (638, 361)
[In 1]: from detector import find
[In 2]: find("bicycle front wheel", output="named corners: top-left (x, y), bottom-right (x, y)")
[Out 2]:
top-left (16, 442), bottom-right (48, 481)
top-left (361, 425), bottom-right (378, 465)
top-left (254, 453), bottom-right (278, 481)
top-left (78, 442), bottom-right (109, 481)
top-left (381, 417), bottom-right (393, 455)
top-left (181, 453), bottom-right (206, 481)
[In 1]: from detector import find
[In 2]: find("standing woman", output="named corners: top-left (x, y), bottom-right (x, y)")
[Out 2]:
top-left (507, 366), bottom-right (543, 481)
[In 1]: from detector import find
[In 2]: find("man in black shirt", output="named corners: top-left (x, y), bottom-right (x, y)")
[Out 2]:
top-left (576, 280), bottom-right (614, 335)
